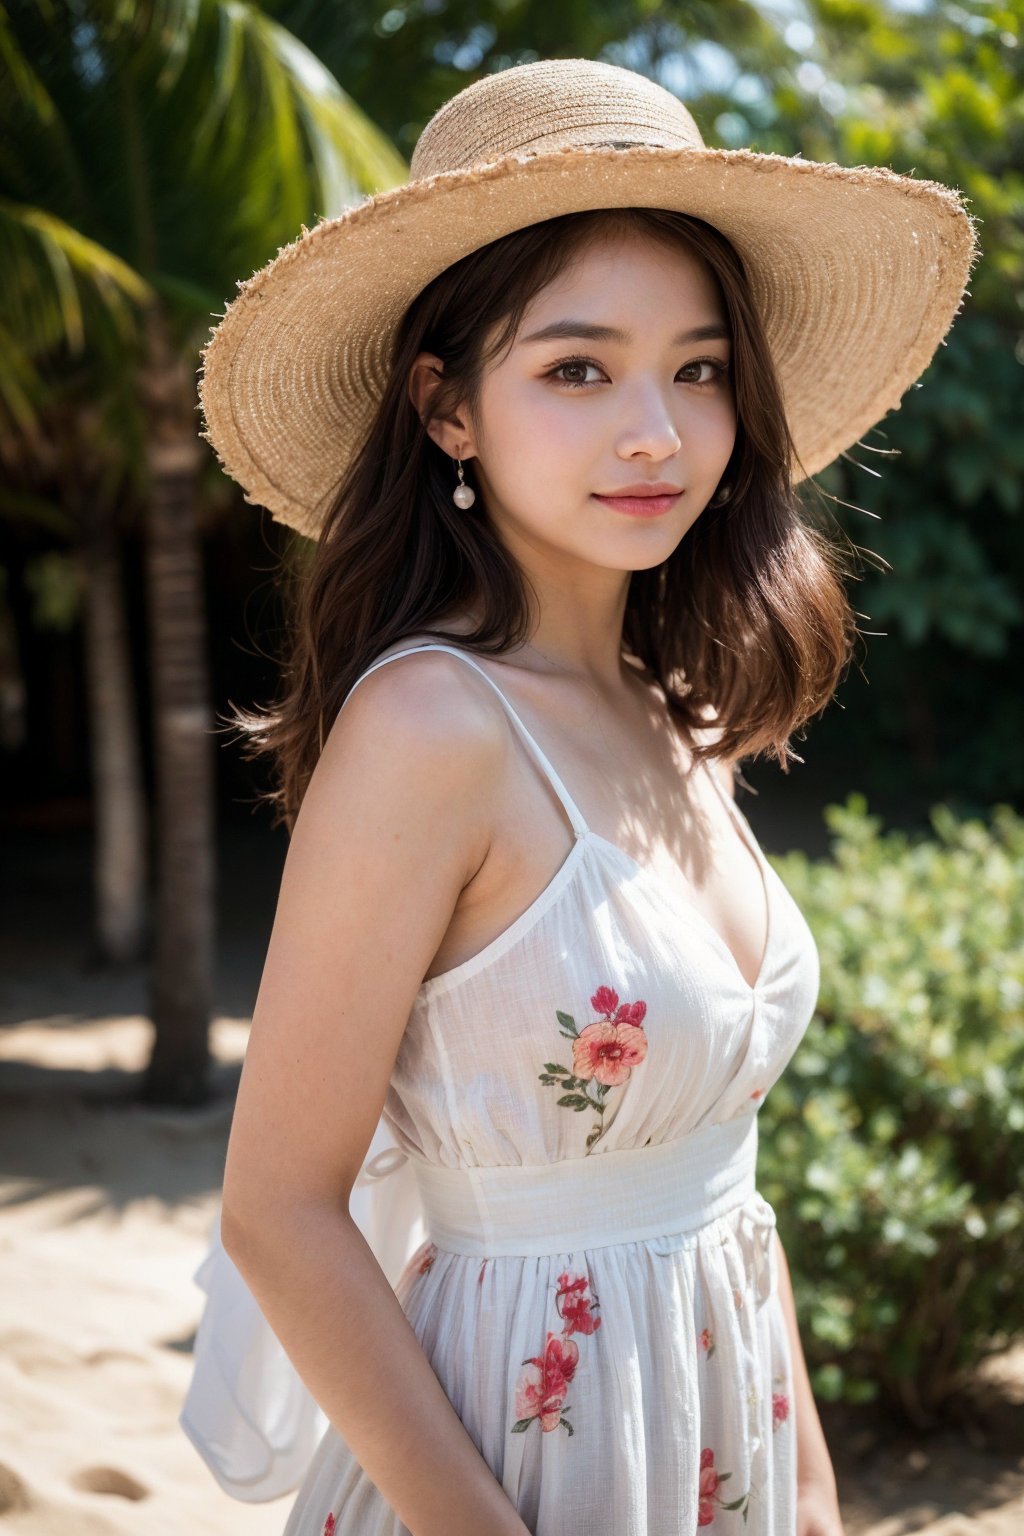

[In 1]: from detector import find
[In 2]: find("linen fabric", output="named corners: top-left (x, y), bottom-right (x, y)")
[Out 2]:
top-left (276, 643), bottom-right (822, 1536)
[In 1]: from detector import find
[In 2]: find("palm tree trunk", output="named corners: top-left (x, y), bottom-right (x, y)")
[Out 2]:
top-left (138, 304), bottom-right (215, 1105)
top-left (81, 499), bottom-right (148, 965)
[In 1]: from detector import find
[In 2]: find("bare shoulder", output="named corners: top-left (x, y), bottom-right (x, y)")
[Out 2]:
top-left (337, 640), bottom-right (509, 752)
top-left (329, 645), bottom-right (508, 760)
top-left (305, 646), bottom-right (512, 887)
top-left (219, 647), bottom-right (514, 1234)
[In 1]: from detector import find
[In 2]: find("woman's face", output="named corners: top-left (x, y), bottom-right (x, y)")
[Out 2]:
top-left (442, 230), bottom-right (738, 578)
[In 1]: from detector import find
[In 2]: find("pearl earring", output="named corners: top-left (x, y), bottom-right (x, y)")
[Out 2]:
top-left (710, 481), bottom-right (733, 507)
top-left (452, 457), bottom-right (476, 509)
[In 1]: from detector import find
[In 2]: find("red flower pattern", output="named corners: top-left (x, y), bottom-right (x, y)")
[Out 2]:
top-left (555, 1270), bottom-right (603, 1335)
top-left (696, 1446), bottom-right (750, 1526)
top-left (417, 1243), bottom-right (436, 1275)
top-left (513, 1332), bottom-right (580, 1432)
top-left (573, 1018), bottom-right (648, 1086)
top-left (322, 1514), bottom-right (336, 1536)
top-left (517, 976), bottom-right (774, 1493)
top-left (539, 985), bottom-right (649, 1150)
top-left (511, 1270), bottom-right (601, 1437)
top-left (697, 1448), bottom-right (722, 1527)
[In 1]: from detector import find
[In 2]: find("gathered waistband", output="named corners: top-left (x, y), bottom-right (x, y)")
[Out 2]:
top-left (408, 1114), bottom-right (759, 1258)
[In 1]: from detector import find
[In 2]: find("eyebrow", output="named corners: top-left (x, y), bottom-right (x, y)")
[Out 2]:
top-left (518, 319), bottom-right (732, 346)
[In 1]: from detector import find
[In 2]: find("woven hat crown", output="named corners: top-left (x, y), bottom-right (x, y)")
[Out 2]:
top-left (409, 58), bottom-right (705, 180)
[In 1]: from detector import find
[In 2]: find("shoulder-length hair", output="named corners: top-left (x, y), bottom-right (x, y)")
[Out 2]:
top-left (226, 206), bottom-right (859, 832)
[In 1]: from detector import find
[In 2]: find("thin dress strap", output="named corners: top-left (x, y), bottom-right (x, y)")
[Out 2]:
top-left (343, 643), bottom-right (590, 840)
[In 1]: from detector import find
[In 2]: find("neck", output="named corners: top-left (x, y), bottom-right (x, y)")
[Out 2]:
top-left (438, 549), bottom-right (639, 693)
top-left (509, 560), bottom-right (635, 693)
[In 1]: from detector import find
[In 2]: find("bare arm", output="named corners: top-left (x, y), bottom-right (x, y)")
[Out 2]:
top-left (220, 653), bottom-right (532, 1536)
top-left (773, 1235), bottom-right (839, 1500)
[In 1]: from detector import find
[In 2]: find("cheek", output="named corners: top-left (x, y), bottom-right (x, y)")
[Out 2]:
top-left (696, 387), bottom-right (737, 430)
top-left (691, 394), bottom-right (738, 461)
top-left (488, 389), bottom-right (593, 471)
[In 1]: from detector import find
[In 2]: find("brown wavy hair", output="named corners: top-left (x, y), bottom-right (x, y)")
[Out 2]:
top-left (224, 207), bottom-right (860, 833)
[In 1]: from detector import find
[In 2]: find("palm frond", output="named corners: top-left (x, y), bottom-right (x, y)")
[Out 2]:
top-left (253, 11), bottom-right (407, 212)
top-left (0, 195), bottom-right (152, 355)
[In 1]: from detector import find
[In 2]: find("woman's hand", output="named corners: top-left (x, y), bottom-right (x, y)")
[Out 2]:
top-left (797, 1471), bottom-right (846, 1536)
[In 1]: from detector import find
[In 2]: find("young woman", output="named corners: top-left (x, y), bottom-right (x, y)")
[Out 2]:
top-left (181, 56), bottom-right (977, 1536)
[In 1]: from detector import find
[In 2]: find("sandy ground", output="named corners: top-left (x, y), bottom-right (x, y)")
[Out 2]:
top-left (0, 1021), bottom-right (283, 1534)
top-left (1, 823), bottom-right (1021, 1534)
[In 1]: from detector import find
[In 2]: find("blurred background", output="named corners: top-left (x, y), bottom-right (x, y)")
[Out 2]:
top-left (0, 1), bottom-right (1021, 1531)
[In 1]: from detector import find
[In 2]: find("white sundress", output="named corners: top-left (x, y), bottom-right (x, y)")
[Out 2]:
top-left (181, 641), bottom-right (822, 1536)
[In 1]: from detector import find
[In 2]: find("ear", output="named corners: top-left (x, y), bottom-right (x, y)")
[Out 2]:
top-left (407, 353), bottom-right (476, 461)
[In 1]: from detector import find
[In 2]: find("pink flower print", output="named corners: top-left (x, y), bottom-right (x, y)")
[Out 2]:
top-left (539, 985), bottom-right (649, 1150)
top-left (698, 1326), bottom-right (716, 1359)
top-left (697, 1448), bottom-right (722, 1527)
top-left (697, 1447), bottom-right (750, 1525)
top-left (478, 1259), bottom-right (488, 1287)
top-left (417, 1243), bottom-right (437, 1275)
top-left (555, 1271), bottom-right (602, 1336)
top-left (322, 1515), bottom-right (336, 1536)
top-left (512, 1332), bottom-right (580, 1434)
top-left (573, 1019), bottom-right (648, 1086)
top-left (511, 1270), bottom-right (601, 1437)
top-left (772, 1391), bottom-right (790, 1431)
top-left (750, 1087), bottom-right (764, 1101)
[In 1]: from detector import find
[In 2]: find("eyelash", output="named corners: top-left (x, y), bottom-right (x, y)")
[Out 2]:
top-left (544, 354), bottom-right (731, 391)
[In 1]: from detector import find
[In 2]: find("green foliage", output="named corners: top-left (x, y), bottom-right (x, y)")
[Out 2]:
top-left (758, 794), bottom-right (1024, 1423)
top-left (770, 1), bottom-right (1024, 803)
top-left (268, 0), bottom-right (790, 158)
top-left (0, 0), bottom-right (407, 446)
top-left (4, 0), bottom-right (1022, 808)
top-left (22, 550), bottom-right (81, 630)
top-left (0, 0), bottom-right (419, 695)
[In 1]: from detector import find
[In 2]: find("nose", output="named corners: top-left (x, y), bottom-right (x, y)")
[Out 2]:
top-left (614, 380), bottom-right (683, 461)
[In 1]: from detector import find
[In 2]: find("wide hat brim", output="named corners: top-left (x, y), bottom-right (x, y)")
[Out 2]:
top-left (198, 141), bottom-right (979, 540)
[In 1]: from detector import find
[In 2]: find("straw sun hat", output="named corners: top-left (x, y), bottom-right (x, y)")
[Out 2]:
top-left (197, 56), bottom-right (979, 541)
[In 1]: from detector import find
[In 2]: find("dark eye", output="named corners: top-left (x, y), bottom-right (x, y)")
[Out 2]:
top-left (680, 359), bottom-right (730, 387)
top-left (550, 360), bottom-right (601, 388)
top-left (545, 355), bottom-right (731, 391)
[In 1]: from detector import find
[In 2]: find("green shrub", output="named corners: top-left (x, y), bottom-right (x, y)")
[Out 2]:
top-left (758, 795), bottom-right (1024, 1425)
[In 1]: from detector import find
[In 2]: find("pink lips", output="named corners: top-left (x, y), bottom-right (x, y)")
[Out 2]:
top-left (592, 491), bottom-right (682, 519)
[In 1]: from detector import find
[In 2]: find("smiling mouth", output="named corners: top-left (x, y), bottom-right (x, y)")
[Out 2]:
top-left (591, 491), bottom-right (682, 518)
top-left (595, 486), bottom-right (683, 497)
